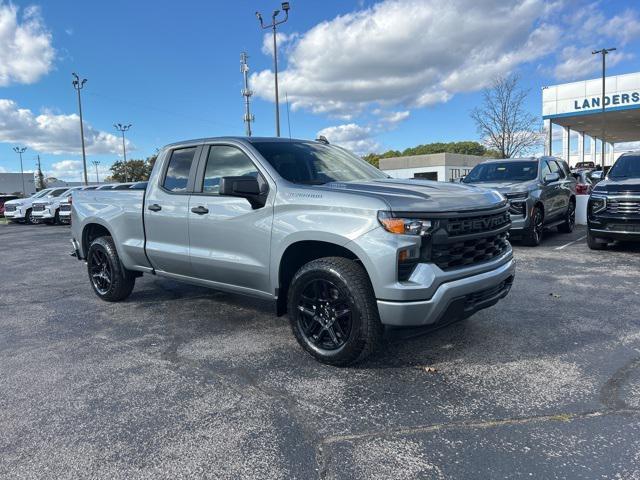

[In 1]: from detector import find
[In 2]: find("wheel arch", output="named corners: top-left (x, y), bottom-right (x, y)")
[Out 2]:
top-left (276, 240), bottom-right (367, 316)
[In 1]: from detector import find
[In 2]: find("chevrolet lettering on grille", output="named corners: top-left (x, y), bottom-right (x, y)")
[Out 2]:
top-left (447, 213), bottom-right (510, 236)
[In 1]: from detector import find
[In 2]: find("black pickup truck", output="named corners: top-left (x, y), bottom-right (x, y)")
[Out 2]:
top-left (587, 152), bottom-right (640, 249)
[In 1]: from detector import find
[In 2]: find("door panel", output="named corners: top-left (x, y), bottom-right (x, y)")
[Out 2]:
top-left (188, 144), bottom-right (273, 294)
top-left (144, 146), bottom-right (200, 275)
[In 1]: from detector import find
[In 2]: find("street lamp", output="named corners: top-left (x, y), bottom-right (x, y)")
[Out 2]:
top-left (256, 2), bottom-right (290, 137)
top-left (91, 160), bottom-right (101, 183)
top-left (72, 73), bottom-right (89, 185)
top-left (12, 146), bottom-right (27, 196)
top-left (114, 123), bottom-right (132, 182)
top-left (592, 48), bottom-right (616, 170)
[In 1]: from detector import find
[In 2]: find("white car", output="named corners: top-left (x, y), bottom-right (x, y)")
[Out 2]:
top-left (32, 187), bottom-right (83, 224)
top-left (3, 188), bottom-right (55, 224)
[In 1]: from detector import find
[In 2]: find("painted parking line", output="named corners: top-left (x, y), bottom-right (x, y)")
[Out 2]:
top-left (554, 235), bottom-right (587, 251)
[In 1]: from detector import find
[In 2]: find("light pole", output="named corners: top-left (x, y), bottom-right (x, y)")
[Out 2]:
top-left (114, 123), bottom-right (132, 182)
top-left (72, 73), bottom-right (89, 185)
top-left (256, 2), bottom-right (290, 137)
top-left (12, 146), bottom-right (27, 196)
top-left (592, 48), bottom-right (616, 170)
top-left (92, 160), bottom-right (101, 183)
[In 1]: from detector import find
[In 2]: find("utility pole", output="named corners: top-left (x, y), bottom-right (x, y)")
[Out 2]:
top-left (92, 160), bottom-right (101, 183)
top-left (12, 146), bottom-right (27, 196)
top-left (285, 91), bottom-right (291, 139)
top-left (35, 154), bottom-right (45, 190)
top-left (256, 2), bottom-right (290, 137)
top-left (592, 48), bottom-right (616, 170)
top-left (114, 123), bottom-right (132, 182)
top-left (240, 52), bottom-right (255, 136)
top-left (72, 73), bottom-right (89, 185)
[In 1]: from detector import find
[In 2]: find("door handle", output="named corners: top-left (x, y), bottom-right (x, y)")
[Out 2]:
top-left (148, 204), bottom-right (162, 212)
top-left (191, 205), bottom-right (209, 215)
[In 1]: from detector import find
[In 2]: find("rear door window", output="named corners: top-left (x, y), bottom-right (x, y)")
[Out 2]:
top-left (163, 147), bottom-right (198, 192)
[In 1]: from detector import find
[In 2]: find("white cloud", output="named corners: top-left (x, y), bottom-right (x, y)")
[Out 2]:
top-left (0, 99), bottom-right (132, 155)
top-left (48, 159), bottom-right (111, 182)
top-left (317, 123), bottom-right (380, 155)
top-left (261, 32), bottom-right (298, 57)
top-left (0, 3), bottom-right (54, 86)
top-left (251, 0), bottom-right (560, 118)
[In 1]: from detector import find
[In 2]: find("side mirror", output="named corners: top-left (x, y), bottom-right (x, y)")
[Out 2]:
top-left (544, 172), bottom-right (560, 183)
top-left (219, 176), bottom-right (267, 209)
top-left (590, 171), bottom-right (604, 182)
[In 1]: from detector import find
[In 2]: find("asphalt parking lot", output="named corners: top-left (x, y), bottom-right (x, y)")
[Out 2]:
top-left (1, 222), bottom-right (639, 479)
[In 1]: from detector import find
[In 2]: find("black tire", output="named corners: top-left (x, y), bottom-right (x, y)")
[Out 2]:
top-left (23, 208), bottom-right (33, 225)
top-left (557, 199), bottom-right (576, 233)
top-left (53, 210), bottom-right (60, 225)
top-left (522, 206), bottom-right (544, 246)
top-left (87, 236), bottom-right (135, 301)
top-left (587, 230), bottom-right (607, 250)
top-left (287, 257), bottom-right (383, 366)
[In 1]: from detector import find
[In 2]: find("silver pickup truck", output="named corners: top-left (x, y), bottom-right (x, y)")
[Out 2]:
top-left (71, 137), bottom-right (515, 365)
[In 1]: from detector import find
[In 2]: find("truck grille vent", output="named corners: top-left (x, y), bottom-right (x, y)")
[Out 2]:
top-left (32, 204), bottom-right (46, 212)
top-left (60, 204), bottom-right (71, 212)
top-left (606, 199), bottom-right (640, 216)
top-left (4, 205), bottom-right (16, 212)
top-left (432, 231), bottom-right (510, 271)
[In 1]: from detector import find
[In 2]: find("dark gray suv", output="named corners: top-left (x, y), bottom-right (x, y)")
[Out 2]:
top-left (463, 157), bottom-right (577, 246)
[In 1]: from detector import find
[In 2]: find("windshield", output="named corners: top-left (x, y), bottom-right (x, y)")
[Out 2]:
top-left (463, 161), bottom-right (538, 183)
top-left (33, 189), bottom-right (51, 198)
top-left (250, 141), bottom-right (388, 185)
top-left (608, 155), bottom-right (640, 179)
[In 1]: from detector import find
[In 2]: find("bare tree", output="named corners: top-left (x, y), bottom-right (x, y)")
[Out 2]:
top-left (471, 75), bottom-right (541, 158)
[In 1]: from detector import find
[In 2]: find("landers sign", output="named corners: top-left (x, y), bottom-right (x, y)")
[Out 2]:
top-left (574, 91), bottom-right (640, 111)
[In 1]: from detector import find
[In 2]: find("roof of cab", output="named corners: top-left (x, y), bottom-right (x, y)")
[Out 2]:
top-left (162, 136), bottom-right (320, 149)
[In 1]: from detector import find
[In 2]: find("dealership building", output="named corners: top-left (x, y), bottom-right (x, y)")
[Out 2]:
top-left (543, 71), bottom-right (640, 167)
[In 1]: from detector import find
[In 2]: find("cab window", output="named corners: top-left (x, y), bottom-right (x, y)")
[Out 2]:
top-left (163, 147), bottom-right (197, 192)
top-left (201, 146), bottom-right (260, 194)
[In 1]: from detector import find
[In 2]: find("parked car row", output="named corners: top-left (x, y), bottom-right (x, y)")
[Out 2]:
top-left (3, 182), bottom-right (147, 225)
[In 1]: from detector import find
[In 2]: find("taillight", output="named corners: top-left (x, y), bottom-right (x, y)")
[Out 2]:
top-left (576, 183), bottom-right (589, 195)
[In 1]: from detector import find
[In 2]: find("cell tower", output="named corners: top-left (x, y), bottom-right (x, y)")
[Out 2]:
top-left (240, 52), bottom-right (254, 137)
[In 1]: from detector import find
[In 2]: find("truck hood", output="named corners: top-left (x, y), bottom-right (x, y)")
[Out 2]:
top-left (318, 179), bottom-right (505, 212)
top-left (594, 178), bottom-right (640, 195)
top-left (4, 198), bottom-right (23, 206)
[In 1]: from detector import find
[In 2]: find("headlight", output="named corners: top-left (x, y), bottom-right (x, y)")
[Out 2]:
top-left (504, 192), bottom-right (529, 201)
top-left (378, 211), bottom-right (434, 236)
top-left (589, 195), bottom-right (607, 215)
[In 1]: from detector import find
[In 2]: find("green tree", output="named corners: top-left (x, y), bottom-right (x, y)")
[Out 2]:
top-left (109, 159), bottom-right (151, 182)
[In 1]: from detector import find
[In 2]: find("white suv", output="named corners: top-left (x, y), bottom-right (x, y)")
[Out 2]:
top-left (32, 187), bottom-right (82, 224)
top-left (3, 188), bottom-right (54, 224)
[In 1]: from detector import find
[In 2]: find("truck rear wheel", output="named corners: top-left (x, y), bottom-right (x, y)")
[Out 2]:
top-left (287, 257), bottom-right (383, 366)
top-left (557, 199), bottom-right (575, 233)
top-left (87, 236), bottom-right (135, 301)
top-left (521, 206), bottom-right (543, 246)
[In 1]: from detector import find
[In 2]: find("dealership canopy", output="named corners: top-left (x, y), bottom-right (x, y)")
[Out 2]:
top-left (543, 71), bottom-right (640, 166)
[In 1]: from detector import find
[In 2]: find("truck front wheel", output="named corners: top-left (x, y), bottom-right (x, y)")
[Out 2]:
top-left (287, 257), bottom-right (383, 366)
top-left (87, 236), bottom-right (135, 301)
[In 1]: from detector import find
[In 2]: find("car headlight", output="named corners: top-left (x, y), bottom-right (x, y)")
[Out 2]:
top-left (589, 195), bottom-right (607, 215)
top-left (378, 211), bottom-right (434, 236)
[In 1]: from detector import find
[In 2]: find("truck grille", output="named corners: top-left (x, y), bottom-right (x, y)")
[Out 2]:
top-left (4, 204), bottom-right (16, 212)
top-left (60, 204), bottom-right (71, 212)
top-left (606, 198), bottom-right (640, 216)
top-left (417, 206), bottom-right (511, 271)
top-left (432, 231), bottom-right (510, 270)
top-left (32, 203), bottom-right (46, 212)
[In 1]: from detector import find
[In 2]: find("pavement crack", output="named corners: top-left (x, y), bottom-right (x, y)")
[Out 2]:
top-left (600, 357), bottom-right (640, 410)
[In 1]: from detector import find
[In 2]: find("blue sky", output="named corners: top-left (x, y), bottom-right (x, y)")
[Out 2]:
top-left (0, 0), bottom-right (639, 180)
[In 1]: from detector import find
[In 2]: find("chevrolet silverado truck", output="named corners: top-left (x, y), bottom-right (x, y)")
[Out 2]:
top-left (587, 152), bottom-right (640, 249)
top-left (462, 157), bottom-right (576, 246)
top-left (4, 188), bottom-right (55, 224)
top-left (71, 137), bottom-right (515, 365)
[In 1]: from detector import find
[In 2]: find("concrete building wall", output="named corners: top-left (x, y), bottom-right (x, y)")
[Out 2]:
top-left (0, 173), bottom-right (36, 195)
top-left (380, 153), bottom-right (486, 181)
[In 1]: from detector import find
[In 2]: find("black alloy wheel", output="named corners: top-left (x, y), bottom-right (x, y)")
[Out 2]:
top-left (558, 200), bottom-right (576, 233)
top-left (296, 278), bottom-right (353, 351)
top-left (89, 248), bottom-right (113, 295)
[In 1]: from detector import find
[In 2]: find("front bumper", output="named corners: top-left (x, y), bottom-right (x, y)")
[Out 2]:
top-left (377, 257), bottom-right (515, 326)
top-left (6, 209), bottom-right (24, 220)
top-left (588, 218), bottom-right (640, 241)
top-left (32, 209), bottom-right (55, 220)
